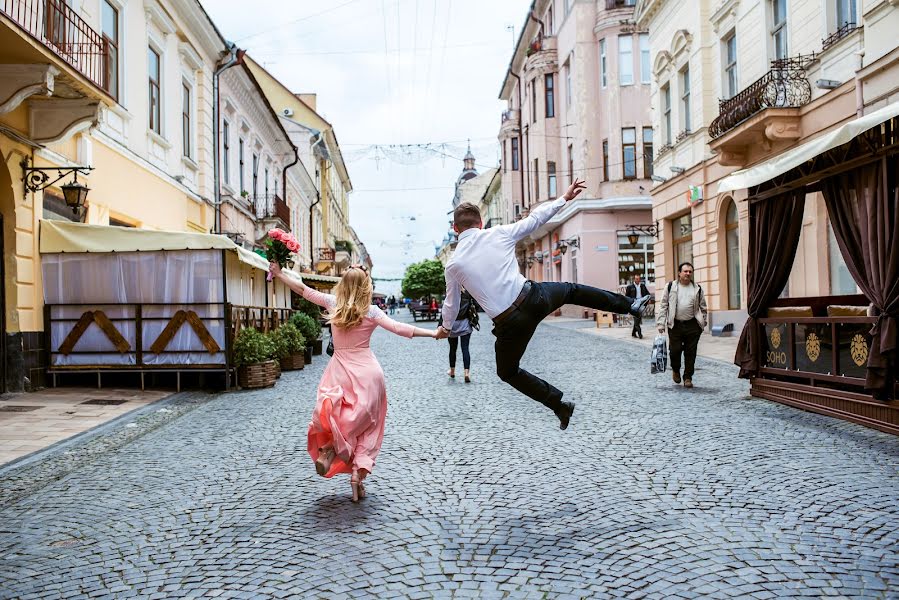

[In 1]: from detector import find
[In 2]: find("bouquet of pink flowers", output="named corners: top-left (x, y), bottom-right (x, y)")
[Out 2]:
top-left (265, 228), bottom-right (300, 281)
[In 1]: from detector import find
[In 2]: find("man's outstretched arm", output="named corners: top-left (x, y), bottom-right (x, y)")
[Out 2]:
top-left (500, 179), bottom-right (587, 242)
top-left (437, 266), bottom-right (461, 338)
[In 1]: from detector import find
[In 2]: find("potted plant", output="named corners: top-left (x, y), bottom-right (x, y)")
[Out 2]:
top-left (271, 323), bottom-right (306, 371)
top-left (233, 327), bottom-right (277, 389)
top-left (266, 330), bottom-right (282, 378)
top-left (291, 312), bottom-right (322, 357)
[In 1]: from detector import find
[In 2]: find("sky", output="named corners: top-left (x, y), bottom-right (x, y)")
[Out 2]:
top-left (201, 0), bottom-right (531, 295)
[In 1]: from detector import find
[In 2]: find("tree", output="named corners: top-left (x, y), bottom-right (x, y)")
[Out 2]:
top-left (401, 259), bottom-right (446, 299)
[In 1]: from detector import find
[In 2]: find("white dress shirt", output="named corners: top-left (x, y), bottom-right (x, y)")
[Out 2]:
top-left (441, 197), bottom-right (567, 330)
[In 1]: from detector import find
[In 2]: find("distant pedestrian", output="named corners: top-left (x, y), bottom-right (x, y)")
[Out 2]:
top-left (387, 295), bottom-right (397, 315)
top-left (447, 289), bottom-right (475, 383)
top-left (657, 262), bottom-right (707, 389)
top-left (625, 274), bottom-right (650, 339)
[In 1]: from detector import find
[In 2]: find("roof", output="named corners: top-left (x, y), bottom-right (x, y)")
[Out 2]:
top-left (457, 168), bottom-right (499, 207)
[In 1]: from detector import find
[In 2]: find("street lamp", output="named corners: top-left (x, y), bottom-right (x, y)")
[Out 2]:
top-left (21, 158), bottom-right (93, 217)
top-left (61, 173), bottom-right (90, 215)
top-left (558, 237), bottom-right (580, 255)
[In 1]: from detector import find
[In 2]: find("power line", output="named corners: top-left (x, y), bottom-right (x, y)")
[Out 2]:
top-left (235, 0), bottom-right (363, 42)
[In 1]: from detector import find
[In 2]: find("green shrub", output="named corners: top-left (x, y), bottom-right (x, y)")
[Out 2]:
top-left (233, 327), bottom-right (274, 367)
top-left (269, 324), bottom-right (306, 359)
top-left (290, 312), bottom-right (321, 343)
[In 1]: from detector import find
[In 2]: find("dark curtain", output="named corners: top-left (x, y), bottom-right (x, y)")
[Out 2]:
top-left (821, 156), bottom-right (899, 394)
top-left (734, 188), bottom-right (806, 378)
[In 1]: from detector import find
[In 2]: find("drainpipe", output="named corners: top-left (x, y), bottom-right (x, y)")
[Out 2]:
top-left (527, 10), bottom-right (545, 40)
top-left (281, 143), bottom-right (299, 232)
top-left (854, 49), bottom-right (865, 117)
top-left (510, 72), bottom-right (525, 215)
top-left (213, 43), bottom-right (244, 234)
top-left (309, 130), bottom-right (325, 271)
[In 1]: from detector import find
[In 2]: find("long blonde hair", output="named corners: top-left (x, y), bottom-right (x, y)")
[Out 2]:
top-left (328, 267), bottom-right (373, 329)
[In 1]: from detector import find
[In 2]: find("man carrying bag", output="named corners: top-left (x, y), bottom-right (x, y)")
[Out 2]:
top-left (657, 262), bottom-right (708, 388)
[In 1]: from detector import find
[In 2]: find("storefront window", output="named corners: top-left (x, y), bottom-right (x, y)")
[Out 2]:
top-left (673, 213), bottom-right (693, 272)
top-left (725, 200), bottom-right (741, 309)
top-left (618, 233), bottom-right (655, 286)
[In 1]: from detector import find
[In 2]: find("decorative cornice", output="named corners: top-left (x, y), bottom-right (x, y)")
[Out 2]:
top-left (179, 42), bottom-right (204, 71)
top-left (144, 0), bottom-right (177, 35)
top-left (710, 0), bottom-right (740, 34)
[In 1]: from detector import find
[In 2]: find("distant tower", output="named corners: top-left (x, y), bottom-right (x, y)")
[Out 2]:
top-left (452, 141), bottom-right (479, 208)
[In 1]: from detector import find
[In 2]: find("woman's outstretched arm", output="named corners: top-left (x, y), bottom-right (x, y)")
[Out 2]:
top-left (371, 307), bottom-right (437, 339)
top-left (269, 262), bottom-right (335, 309)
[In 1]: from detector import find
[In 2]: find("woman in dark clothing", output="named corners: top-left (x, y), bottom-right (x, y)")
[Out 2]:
top-left (447, 290), bottom-right (474, 383)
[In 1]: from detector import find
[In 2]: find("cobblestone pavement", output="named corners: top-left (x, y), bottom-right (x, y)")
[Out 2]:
top-left (1, 313), bottom-right (898, 599)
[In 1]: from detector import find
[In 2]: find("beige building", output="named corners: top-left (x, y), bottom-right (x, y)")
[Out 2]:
top-left (1, 0), bottom-right (230, 391)
top-left (245, 57), bottom-right (358, 278)
top-left (498, 0), bottom-right (656, 316)
top-left (636, 0), bottom-right (899, 330)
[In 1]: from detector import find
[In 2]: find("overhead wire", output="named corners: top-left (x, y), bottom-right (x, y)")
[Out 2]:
top-left (235, 0), bottom-right (363, 43)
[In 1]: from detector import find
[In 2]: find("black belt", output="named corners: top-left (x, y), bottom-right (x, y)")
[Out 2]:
top-left (492, 281), bottom-right (532, 326)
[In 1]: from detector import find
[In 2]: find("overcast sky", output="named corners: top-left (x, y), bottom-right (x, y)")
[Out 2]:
top-left (201, 0), bottom-right (531, 295)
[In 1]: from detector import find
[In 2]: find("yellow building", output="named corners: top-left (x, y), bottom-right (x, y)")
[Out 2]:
top-left (245, 57), bottom-right (357, 276)
top-left (1, 0), bottom-right (228, 391)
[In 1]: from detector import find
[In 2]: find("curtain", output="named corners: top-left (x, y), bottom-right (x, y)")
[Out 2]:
top-left (821, 156), bottom-right (899, 394)
top-left (734, 189), bottom-right (806, 378)
top-left (42, 250), bottom-right (227, 366)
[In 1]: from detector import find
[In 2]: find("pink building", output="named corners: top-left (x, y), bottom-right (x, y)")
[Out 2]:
top-left (498, 0), bottom-right (655, 316)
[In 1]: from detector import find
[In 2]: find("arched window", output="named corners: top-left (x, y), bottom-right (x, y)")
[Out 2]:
top-left (725, 199), bottom-right (741, 309)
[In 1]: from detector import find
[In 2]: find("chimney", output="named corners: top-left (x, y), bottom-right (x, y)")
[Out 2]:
top-left (296, 93), bottom-right (317, 111)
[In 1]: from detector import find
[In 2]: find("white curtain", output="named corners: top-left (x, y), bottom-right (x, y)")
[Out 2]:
top-left (43, 250), bottom-right (227, 366)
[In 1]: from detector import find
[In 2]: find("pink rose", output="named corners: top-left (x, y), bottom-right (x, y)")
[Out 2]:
top-left (287, 241), bottom-right (300, 253)
top-left (268, 228), bottom-right (285, 241)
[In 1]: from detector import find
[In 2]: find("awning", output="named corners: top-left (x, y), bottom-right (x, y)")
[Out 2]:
top-left (39, 220), bottom-right (318, 282)
top-left (717, 101), bottom-right (899, 194)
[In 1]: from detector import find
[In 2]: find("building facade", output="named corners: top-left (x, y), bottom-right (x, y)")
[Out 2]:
top-left (498, 0), bottom-right (656, 316)
top-left (245, 57), bottom-right (359, 278)
top-left (636, 0), bottom-right (898, 331)
top-left (0, 1), bottom-right (368, 392)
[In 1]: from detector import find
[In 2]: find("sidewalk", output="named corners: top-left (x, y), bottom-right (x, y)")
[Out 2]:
top-left (543, 316), bottom-right (739, 364)
top-left (0, 388), bottom-right (172, 466)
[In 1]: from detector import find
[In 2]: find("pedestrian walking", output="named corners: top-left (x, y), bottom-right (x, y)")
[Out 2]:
top-left (387, 295), bottom-right (397, 315)
top-left (436, 179), bottom-right (651, 429)
top-left (656, 262), bottom-right (708, 389)
top-left (270, 262), bottom-right (438, 502)
top-left (625, 274), bottom-right (650, 339)
top-left (447, 289), bottom-right (475, 383)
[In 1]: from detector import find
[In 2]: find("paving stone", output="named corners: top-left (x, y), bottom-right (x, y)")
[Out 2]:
top-left (0, 314), bottom-right (897, 599)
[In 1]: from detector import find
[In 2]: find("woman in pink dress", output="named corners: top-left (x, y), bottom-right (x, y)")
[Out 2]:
top-left (270, 263), bottom-right (437, 502)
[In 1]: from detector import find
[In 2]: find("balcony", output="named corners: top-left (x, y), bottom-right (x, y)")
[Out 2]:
top-left (708, 55), bottom-right (814, 167)
top-left (315, 247), bottom-right (335, 263)
top-left (499, 108), bottom-right (519, 140)
top-left (524, 35), bottom-right (557, 76)
top-left (254, 194), bottom-right (290, 228)
top-left (1, 0), bottom-right (109, 92)
top-left (333, 240), bottom-right (353, 266)
top-left (822, 22), bottom-right (858, 52)
top-left (484, 217), bottom-right (503, 229)
top-left (605, 0), bottom-right (636, 9)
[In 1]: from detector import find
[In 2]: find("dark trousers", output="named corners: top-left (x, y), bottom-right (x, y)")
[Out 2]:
top-left (668, 319), bottom-right (702, 379)
top-left (448, 334), bottom-right (471, 369)
top-left (492, 281), bottom-right (632, 411)
top-left (632, 314), bottom-right (642, 337)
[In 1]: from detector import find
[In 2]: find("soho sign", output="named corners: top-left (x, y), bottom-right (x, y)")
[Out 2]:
top-left (766, 326), bottom-right (788, 368)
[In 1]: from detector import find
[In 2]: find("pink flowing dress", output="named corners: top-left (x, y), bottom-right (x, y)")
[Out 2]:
top-left (301, 287), bottom-right (416, 477)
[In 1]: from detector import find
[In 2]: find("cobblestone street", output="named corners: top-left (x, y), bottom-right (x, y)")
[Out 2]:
top-left (1, 314), bottom-right (897, 599)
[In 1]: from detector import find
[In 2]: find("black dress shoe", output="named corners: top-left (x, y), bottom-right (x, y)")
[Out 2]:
top-left (555, 400), bottom-right (575, 430)
top-left (630, 295), bottom-right (651, 317)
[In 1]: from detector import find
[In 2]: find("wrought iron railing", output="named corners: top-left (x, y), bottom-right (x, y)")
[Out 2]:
top-left (822, 22), bottom-right (857, 51)
top-left (605, 0), bottom-right (636, 9)
top-left (253, 194), bottom-right (290, 228)
top-left (656, 143), bottom-right (673, 159)
top-left (315, 247), bottom-right (335, 262)
top-left (708, 55), bottom-right (815, 140)
top-left (2, 0), bottom-right (108, 91)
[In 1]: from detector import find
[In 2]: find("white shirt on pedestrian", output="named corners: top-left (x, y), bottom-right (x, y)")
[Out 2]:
top-left (442, 197), bottom-right (567, 330)
top-left (675, 282), bottom-right (697, 321)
